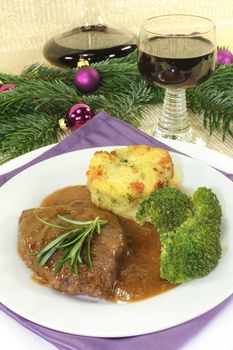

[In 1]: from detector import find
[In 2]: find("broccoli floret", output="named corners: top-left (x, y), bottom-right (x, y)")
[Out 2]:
top-left (136, 185), bottom-right (222, 284)
top-left (159, 187), bottom-right (222, 284)
top-left (136, 187), bottom-right (193, 233)
top-left (192, 187), bottom-right (222, 228)
top-left (160, 218), bottom-right (221, 283)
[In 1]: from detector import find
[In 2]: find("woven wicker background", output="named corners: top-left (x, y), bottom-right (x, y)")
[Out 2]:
top-left (1, 0), bottom-right (233, 157)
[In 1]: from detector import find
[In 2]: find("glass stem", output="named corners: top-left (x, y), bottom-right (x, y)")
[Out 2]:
top-left (154, 88), bottom-right (192, 141)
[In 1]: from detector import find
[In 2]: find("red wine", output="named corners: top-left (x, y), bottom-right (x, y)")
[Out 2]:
top-left (43, 25), bottom-right (137, 68)
top-left (138, 37), bottom-right (215, 88)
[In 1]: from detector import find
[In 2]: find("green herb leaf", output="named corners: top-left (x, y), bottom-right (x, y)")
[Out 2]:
top-left (35, 216), bottom-right (107, 276)
top-left (57, 215), bottom-right (95, 226)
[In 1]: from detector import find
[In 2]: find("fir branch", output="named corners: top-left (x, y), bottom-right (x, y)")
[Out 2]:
top-left (93, 50), bottom-right (137, 66)
top-left (0, 80), bottom-right (82, 116)
top-left (0, 113), bottom-right (60, 164)
top-left (94, 61), bottom-right (138, 76)
top-left (0, 73), bottom-right (30, 85)
top-left (106, 81), bottom-right (163, 126)
top-left (21, 51), bottom-right (138, 84)
top-left (187, 64), bottom-right (233, 138)
top-left (0, 50), bottom-right (233, 163)
top-left (22, 63), bottom-right (75, 82)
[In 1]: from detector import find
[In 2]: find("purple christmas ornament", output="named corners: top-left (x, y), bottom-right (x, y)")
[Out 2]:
top-left (67, 103), bottom-right (95, 132)
top-left (0, 84), bottom-right (16, 92)
top-left (217, 49), bottom-right (233, 64)
top-left (74, 67), bottom-right (101, 93)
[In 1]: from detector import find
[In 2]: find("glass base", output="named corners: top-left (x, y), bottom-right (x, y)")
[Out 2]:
top-left (139, 107), bottom-right (209, 147)
top-left (152, 124), bottom-right (208, 146)
top-left (150, 88), bottom-right (209, 146)
top-left (152, 124), bottom-right (193, 142)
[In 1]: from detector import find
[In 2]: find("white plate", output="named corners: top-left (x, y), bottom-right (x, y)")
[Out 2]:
top-left (0, 146), bottom-right (233, 338)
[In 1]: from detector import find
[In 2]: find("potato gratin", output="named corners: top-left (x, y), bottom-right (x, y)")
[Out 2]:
top-left (86, 145), bottom-right (175, 218)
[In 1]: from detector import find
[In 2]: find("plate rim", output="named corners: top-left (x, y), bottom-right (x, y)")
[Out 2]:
top-left (0, 146), bottom-right (233, 337)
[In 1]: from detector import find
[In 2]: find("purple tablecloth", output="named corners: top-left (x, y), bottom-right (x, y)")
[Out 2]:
top-left (0, 111), bottom-right (232, 350)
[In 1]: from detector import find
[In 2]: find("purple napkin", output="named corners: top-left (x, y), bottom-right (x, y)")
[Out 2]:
top-left (0, 111), bottom-right (232, 350)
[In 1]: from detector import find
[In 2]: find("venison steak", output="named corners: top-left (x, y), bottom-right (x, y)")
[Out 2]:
top-left (18, 200), bottom-right (126, 299)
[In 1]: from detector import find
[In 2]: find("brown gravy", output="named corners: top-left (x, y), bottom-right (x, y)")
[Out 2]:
top-left (41, 185), bottom-right (175, 302)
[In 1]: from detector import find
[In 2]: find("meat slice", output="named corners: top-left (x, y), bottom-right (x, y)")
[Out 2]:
top-left (18, 201), bottom-right (126, 299)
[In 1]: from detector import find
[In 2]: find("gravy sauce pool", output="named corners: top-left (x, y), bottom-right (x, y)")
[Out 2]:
top-left (41, 185), bottom-right (176, 302)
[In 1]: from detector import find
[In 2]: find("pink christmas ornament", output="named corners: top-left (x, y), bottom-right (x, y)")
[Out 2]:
top-left (74, 67), bottom-right (101, 93)
top-left (217, 49), bottom-right (233, 64)
top-left (67, 103), bottom-right (95, 131)
top-left (0, 84), bottom-right (16, 92)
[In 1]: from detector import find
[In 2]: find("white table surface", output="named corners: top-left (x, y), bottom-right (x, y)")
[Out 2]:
top-left (1, 140), bottom-right (233, 350)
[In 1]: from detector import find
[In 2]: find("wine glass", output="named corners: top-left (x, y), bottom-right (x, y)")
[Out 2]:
top-left (138, 14), bottom-right (216, 143)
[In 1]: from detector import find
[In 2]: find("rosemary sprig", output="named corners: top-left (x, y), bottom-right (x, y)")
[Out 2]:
top-left (36, 215), bottom-right (107, 276)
